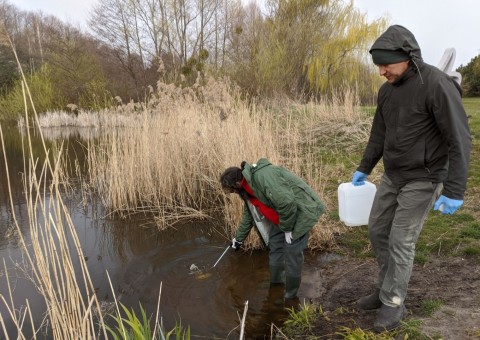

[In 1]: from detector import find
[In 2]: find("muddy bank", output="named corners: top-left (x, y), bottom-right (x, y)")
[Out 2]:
top-left (297, 254), bottom-right (480, 339)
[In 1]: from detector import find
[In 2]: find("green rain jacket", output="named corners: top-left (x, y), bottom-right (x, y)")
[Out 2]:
top-left (235, 158), bottom-right (325, 242)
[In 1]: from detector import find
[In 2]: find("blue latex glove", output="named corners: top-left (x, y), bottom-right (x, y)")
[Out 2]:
top-left (433, 195), bottom-right (463, 215)
top-left (352, 171), bottom-right (368, 186)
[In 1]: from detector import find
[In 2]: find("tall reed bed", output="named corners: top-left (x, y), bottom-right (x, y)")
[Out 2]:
top-left (76, 78), bottom-right (370, 249)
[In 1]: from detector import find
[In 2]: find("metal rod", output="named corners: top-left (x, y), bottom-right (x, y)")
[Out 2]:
top-left (212, 245), bottom-right (230, 268)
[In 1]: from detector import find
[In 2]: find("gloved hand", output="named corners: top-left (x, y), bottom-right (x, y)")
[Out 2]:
top-left (231, 238), bottom-right (243, 250)
top-left (285, 232), bottom-right (292, 244)
top-left (433, 195), bottom-right (463, 215)
top-left (352, 171), bottom-right (368, 186)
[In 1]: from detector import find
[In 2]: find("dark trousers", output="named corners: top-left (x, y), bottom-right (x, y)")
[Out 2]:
top-left (268, 225), bottom-right (309, 298)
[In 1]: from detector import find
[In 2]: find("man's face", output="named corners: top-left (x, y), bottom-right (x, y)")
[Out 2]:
top-left (377, 60), bottom-right (410, 83)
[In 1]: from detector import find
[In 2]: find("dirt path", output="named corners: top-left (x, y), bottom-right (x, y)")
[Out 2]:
top-left (304, 255), bottom-right (480, 339)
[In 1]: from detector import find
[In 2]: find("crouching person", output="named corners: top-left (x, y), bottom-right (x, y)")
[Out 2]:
top-left (220, 158), bottom-right (325, 303)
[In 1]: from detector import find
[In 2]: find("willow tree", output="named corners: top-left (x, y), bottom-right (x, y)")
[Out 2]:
top-left (305, 0), bottom-right (387, 100)
top-left (254, 0), bottom-right (387, 100)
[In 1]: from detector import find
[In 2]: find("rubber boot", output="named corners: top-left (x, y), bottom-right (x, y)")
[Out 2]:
top-left (357, 288), bottom-right (382, 310)
top-left (269, 265), bottom-right (285, 285)
top-left (373, 304), bottom-right (408, 332)
top-left (285, 276), bottom-right (301, 299)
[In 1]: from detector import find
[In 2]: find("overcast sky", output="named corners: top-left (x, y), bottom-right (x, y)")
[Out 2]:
top-left (14, 0), bottom-right (480, 68)
top-left (353, 0), bottom-right (480, 68)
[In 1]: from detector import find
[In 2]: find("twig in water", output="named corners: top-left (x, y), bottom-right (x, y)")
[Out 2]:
top-left (239, 300), bottom-right (248, 340)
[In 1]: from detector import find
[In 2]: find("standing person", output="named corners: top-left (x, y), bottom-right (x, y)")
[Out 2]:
top-left (351, 25), bottom-right (471, 331)
top-left (220, 158), bottom-right (325, 303)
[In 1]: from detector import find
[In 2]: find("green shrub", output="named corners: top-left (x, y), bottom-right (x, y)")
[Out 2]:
top-left (0, 64), bottom-right (66, 121)
top-left (282, 302), bottom-right (317, 336)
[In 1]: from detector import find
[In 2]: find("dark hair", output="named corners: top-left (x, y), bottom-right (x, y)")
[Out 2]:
top-left (220, 165), bottom-right (251, 201)
top-left (220, 166), bottom-right (243, 188)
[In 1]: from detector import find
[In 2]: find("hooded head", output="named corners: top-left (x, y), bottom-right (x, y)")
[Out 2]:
top-left (369, 25), bottom-right (422, 65)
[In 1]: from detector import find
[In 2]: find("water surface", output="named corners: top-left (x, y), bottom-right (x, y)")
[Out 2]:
top-left (0, 126), bottom-right (324, 338)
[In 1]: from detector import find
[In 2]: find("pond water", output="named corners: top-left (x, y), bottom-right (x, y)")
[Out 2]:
top-left (0, 125), bottom-right (324, 338)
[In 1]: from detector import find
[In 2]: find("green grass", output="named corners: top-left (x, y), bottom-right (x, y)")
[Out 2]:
top-left (336, 212), bottom-right (480, 263)
top-left (333, 318), bottom-right (432, 339)
top-left (464, 97), bottom-right (480, 188)
top-left (415, 212), bottom-right (480, 262)
top-left (420, 299), bottom-right (443, 317)
top-left (463, 97), bottom-right (480, 137)
top-left (335, 326), bottom-right (391, 339)
top-left (460, 222), bottom-right (480, 239)
top-left (104, 302), bottom-right (190, 340)
top-left (336, 226), bottom-right (375, 258)
top-left (282, 302), bottom-right (318, 336)
top-left (360, 105), bottom-right (376, 116)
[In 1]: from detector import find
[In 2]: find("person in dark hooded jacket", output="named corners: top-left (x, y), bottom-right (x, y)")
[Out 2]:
top-left (220, 158), bottom-right (325, 303)
top-left (351, 25), bottom-right (471, 332)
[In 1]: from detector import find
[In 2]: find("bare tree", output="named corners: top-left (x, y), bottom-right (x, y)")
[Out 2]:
top-left (88, 0), bottom-right (239, 84)
top-left (89, 0), bottom-right (149, 99)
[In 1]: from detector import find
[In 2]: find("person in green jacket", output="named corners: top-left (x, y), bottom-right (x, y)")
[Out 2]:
top-left (220, 158), bottom-right (325, 302)
top-left (351, 25), bottom-right (471, 332)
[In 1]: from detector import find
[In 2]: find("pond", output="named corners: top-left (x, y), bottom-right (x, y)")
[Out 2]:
top-left (0, 125), bottom-right (324, 338)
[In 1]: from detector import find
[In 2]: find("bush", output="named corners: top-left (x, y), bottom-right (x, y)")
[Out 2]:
top-left (0, 64), bottom-right (66, 121)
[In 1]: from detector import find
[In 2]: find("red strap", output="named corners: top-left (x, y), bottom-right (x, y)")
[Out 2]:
top-left (240, 178), bottom-right (279, 224)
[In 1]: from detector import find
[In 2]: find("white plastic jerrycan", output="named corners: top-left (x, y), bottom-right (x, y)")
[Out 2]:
top-left (338, 181), bottom-right (377, 226)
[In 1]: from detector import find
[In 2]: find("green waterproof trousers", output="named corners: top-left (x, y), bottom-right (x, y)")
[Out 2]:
top-left (268, 225), bottom-right (309, 299)
top-left (368, 174), bottom-right (442, 307)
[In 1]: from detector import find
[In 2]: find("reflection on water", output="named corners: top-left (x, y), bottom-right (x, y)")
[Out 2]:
top-left (25, 126), bottom-right (103, 141)
top-left (0, 125), bottom-right (324, 338)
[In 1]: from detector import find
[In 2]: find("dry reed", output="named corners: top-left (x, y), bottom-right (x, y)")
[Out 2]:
top-left (0, 38), bottom-right (109, 339)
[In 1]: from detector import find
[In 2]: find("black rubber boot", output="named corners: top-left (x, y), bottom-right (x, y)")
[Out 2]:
top-left (373, 304), bottom-right (408, 332)
top-left (357, 288), bottom-right (382, 310)
top-left (285, 276), bottom-right (301, 299)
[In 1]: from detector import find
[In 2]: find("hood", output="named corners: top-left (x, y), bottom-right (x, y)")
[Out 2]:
top-left (242, 158), bottom-right (271, 183)
top-left (370, 25), bottom-right (422, 61)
